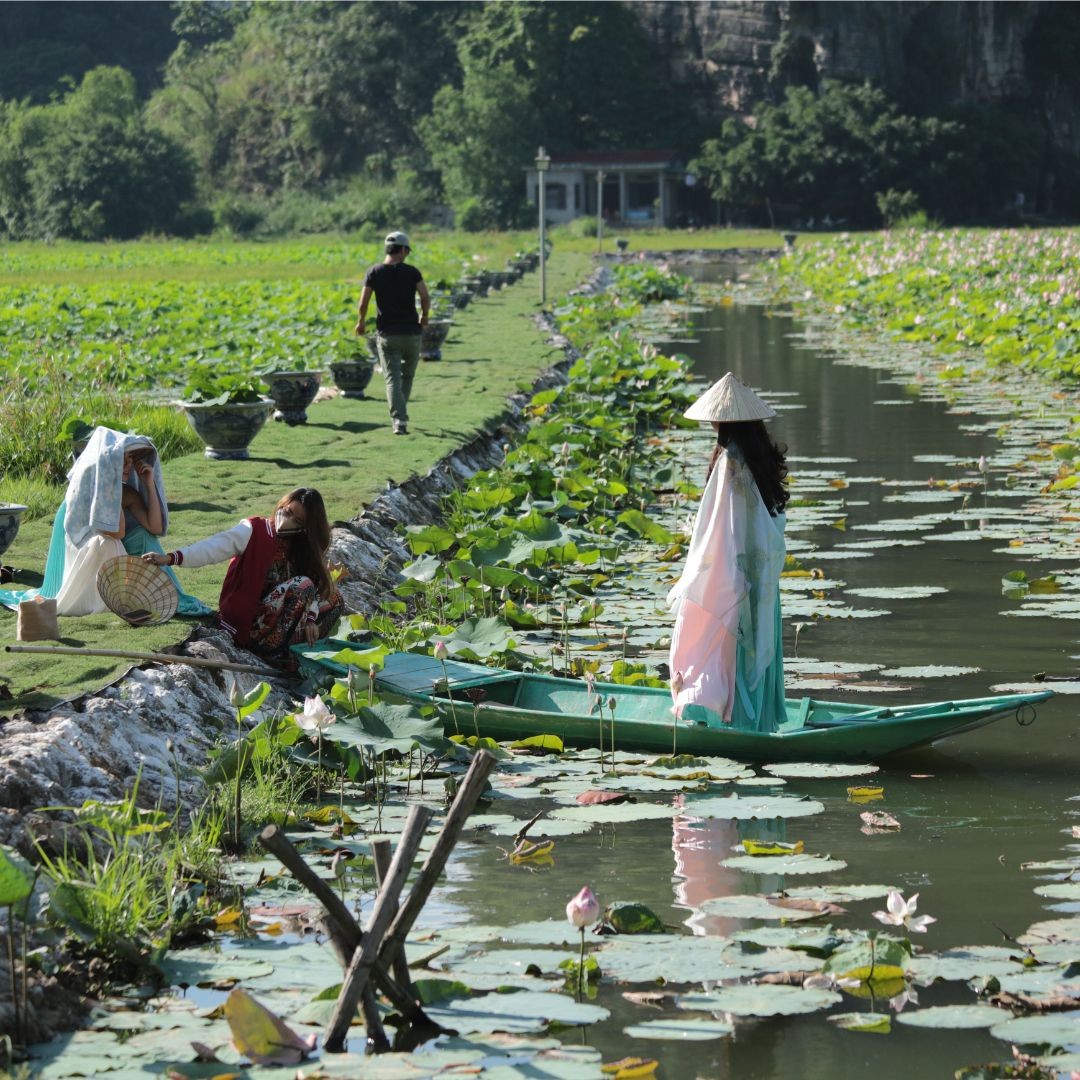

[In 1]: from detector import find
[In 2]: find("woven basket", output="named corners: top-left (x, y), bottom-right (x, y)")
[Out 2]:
top-left (96, 556), bottom-right (179, 626)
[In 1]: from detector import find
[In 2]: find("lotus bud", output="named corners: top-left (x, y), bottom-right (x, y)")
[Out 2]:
top-left (227, 674), bottom-right (244, 708)
top-left (585, 671), bottom-right (596, 694)
top-left (672, 670), bottom-right (684, 695)
top-left (566, 886), bottom-right (600, 928)
top-left (368, 664), bottom-right (377, 683)
top-left (331, 850), bottom-right (348, 880)
top-left (434, 641), bottom-right (449, 661)
top-left (607, 696), bottom-right (617, 712)
top-left (561, 441), bottom-right (571, 460)
top-left (978, 455), bottom-right (988, 474)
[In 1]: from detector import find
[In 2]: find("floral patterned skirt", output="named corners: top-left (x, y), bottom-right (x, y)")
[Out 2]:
top-left (248, 575), bottom-right (343, 669)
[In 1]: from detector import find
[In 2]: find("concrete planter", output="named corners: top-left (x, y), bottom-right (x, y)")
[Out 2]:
top-left (178, 399), bottom-right (273, 460)
top-left (421, 319), bottom-right (453, 362)
top-left (329, 359), bottom-right (376, 399)
top-left (0, 503), bottom-right (28, 558)
top-left (264, 370), bottom-right (325, 425)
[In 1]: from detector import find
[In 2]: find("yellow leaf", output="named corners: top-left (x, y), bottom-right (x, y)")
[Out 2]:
top-left (214, 907), bottom-right (244, 928)
top-left (257, 921), bottom-right (284, 936)
top-left (602, 1058), bottom-right (659, 1078)
top-left (847, 786), bottom-right (884, 802)
top-left (1009, 539), bottom-right (1025, 547)
top-left (510, 839), bottom-right (556, 864)
top-left (742, 839), bottom-right (805, 856)
top-left (828, 479), bottom-right (848, 489)
top-left (781, 569), bottom-right (813, 578)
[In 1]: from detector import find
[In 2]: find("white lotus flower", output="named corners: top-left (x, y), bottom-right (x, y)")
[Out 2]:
top-left (296, 695), bottom-right (335, 736)
top-left (873, 890), bottom-right (936, 933)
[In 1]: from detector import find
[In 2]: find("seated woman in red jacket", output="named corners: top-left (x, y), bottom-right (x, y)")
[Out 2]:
top-left (143, 487), bottom-right (343, 667)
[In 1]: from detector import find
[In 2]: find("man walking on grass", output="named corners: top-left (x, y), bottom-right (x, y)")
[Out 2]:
top-left (355, 230), bottom-right (430, 435)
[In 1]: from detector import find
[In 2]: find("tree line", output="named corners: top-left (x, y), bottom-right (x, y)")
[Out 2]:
top-left (0, 0), bottom-right (1078, 240)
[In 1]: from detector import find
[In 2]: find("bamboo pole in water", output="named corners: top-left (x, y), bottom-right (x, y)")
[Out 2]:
top-left (5, 642), bottom-right (279, 676)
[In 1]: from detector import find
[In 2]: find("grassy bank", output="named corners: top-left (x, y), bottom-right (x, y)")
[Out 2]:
top-left (0, 247), bottom-right (589, 713)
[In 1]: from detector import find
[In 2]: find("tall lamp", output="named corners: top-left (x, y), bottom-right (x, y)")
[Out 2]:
top-left (536, 146), bottom-right (550, 306)
top-left (596, 170), bottom-right (606, 254)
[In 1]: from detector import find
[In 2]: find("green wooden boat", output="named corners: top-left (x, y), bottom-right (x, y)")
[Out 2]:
top-left (295, 645), bottom-right (1053, 763)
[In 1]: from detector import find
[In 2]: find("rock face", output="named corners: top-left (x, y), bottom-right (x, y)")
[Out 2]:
top-left (633, 1), bottom-right (1077, 150)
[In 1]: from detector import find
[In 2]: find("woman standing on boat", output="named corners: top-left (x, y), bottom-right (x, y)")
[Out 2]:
top-left (668, 373), bottom-right (788, 732)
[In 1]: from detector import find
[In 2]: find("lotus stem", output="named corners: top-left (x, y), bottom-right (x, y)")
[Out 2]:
top-left (233, 706), bottom-right (243, 851)
top-left (316, 733), bottom-right (323, 805)
top-left (5, 908), bottom-right (18, 1044)
top-left (577, 924), bottom-right (586, 1002)
top-left (437, 660), bottom-right (460, 735)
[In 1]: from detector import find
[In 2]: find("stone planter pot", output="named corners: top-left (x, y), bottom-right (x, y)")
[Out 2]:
top-left (0, 503), bottom-right (28, 558)
top-left (421, 319), bottom-right (453, 362)
top-left (330, 359), bottom-right (376, 399)
top-left (264, 370), bottom-right (325, 425)
top-left (460, 275), bottom-right (488, 298)
top-left (487, 270), bottom-right (515, 290)
top-left (178, 399), bottom-right (273, 460)
top-left (451, 288), bottom-right (472, 310)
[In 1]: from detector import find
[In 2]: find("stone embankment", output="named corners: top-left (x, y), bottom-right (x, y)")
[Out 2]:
top-left (0, 271), bottom-right (611, 851)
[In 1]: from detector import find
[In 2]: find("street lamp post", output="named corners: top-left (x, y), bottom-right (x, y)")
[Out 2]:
top-left (596, 170), bottom-right (606, 254)
top-left (535, 146), bottom-right (550, 307)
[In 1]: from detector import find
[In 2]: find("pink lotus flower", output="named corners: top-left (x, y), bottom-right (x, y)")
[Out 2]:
top-left (296, 695), bottom-right (335, 736)
top-left (566, 886), bottom-right (600, 928)
top-left (434, 641), bottom-right (449, 661)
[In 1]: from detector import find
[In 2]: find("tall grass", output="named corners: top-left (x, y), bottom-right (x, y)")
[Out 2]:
top-left (0, 357), bottom-right (201, 491)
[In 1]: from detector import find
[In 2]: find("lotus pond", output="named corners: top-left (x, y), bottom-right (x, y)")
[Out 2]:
top-left (20, 257), bottom-right (1080, 1079)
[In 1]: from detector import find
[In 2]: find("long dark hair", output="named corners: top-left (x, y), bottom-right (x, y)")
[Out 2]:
top-left (707, 421), bottom-right (789, 515)
top-left (274, 487), bottom-right (334, 599)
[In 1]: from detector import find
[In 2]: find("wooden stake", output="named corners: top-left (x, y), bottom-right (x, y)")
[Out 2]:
top-left (324, 804), bottom-right (434, 1053)
top-left (258, 825), bottom-right (429, 1027)
top-left (5, 642), bottom-right (278, 676)
top-left (372, 840), bottom-right (413, 992)
top-left (377, 751), bottom-right (498, 976)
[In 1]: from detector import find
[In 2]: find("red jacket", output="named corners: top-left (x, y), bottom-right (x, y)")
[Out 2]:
top-left (218, 516), bottom-right (279, 647)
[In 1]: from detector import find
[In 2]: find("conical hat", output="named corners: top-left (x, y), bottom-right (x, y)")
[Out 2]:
top-left (683, 372), bottom-right (776, 422)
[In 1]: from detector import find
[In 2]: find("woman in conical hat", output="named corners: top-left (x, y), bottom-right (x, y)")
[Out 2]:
top-left (667, 373), bottom-right (788, 731)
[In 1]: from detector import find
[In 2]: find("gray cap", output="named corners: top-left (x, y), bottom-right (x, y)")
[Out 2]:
top-left (385, 230), bottom-right (410, 248)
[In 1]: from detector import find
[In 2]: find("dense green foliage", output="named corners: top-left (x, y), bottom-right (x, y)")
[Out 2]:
top-left (1, 2), bottom-right (1080, 235)
top-left (769, 228), bottom-right (1080, 382)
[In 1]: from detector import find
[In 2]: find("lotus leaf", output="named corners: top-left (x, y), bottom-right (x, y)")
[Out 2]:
top-left (1020, 918), bottom-right (1080, 946)
top-left (435, 617), bottom-right (517, 660)
top-left (693, 896), bottom-right (823, 922)
top-left (763, 761), bottom-right (879, 778)
top-left (729, 925), bottom-right (846, 954)
top-left (908, 946), bottom-right (1027, 984)
top-left (622, 1017), bottom-right (734, 1040)
top-left (823, 936), bottom-right (910, 982)
top-left (322, 701), bottom-right (447, 756)
top-left (676, 984), bottom-right (841, 1016)
top-left (782, 884), bottom-right (895, 903)
top-left (682, 794), bottom-right (825, 820)
top-left (896, 1004), bottom-right (1011, 1029)
top-left (0, 842), bottom-right (35, 906)
top-left (604, 902), bottom-right (666, 935)
top-left (990, 1012), bottom-right (1080, 1047)
top-left (827, 1011), bottom-right (892, 1033)
top-left (551, 802), bottom-right (677, 824)
top-left (499, 920), bottom-right (591, 947)
top-left (445, 949), bottom-right (577, 978)
top-left (720, 853), bottom-right (848, 875)
top-left (878, 665), bottom-right (981, 678)
top-left (424, 989), bottom-right (610, 1034)
top-left (596, 936), bottom-right (746, 984)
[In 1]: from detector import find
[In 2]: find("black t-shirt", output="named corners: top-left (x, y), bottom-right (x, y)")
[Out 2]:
top-left (364, 262), bottom-right (424, 335)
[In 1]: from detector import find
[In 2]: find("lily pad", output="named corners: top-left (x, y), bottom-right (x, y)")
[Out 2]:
top-left (424, 989), bottom-right (610, 1034)
top-left (990, 1012), bottom-right (1080, 1048)
top-left (845, 586), bottom-right (948, 599)
top-left (692, 895), bottom-right (824, 922)
top-left (762, 762), bottom-right (879, 779)
top-left (720, 853), bottom-right (847, 875)
top-left (551, 802), bottom-right (677, 824)
top-left (622, 1017), bottom-right (734, 1040)
top-left (877, 665), bottom-right (981, 678)
top-left (828, 1011), bottom-right (891, 1033)
top-left (158, 950), bottom-right (275, 988)
top-left (896, 1005), bottom-right (1011, 1029)
top-left (683, 794), bottom-right (825, 820)
top-left (676, 983), bottom-right (841, 1016)
top-left (908, 946), bottom-right (1023, 983)
top-left (781, 884), bottom-right (895, 903)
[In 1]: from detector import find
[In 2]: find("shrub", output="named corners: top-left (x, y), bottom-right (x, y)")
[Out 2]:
top-left (876, 188), bottom-right (923, 227)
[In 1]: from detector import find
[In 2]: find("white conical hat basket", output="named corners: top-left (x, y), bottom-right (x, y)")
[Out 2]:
top-left (683, 372), bottom-right (776, 422)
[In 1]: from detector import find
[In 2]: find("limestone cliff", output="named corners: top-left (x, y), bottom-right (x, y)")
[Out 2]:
top-left (632, 1), bottom-right (1078, 152)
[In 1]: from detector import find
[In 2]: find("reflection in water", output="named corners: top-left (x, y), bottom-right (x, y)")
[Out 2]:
top-left (672, 795), bottom-right (789, 936)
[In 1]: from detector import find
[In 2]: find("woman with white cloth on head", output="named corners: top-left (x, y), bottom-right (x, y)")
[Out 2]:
top-left (668, 373), bottom-right (788, 732)
top-left (1, 426), bottom-right (210, 617)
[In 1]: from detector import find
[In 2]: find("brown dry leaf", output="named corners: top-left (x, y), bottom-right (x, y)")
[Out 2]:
top-left (576, 790), bottom-right (630, 805)
top-left (771, 897), bottom-right (847, 917)
top-left (621, 990), bottom-right (674, 1009)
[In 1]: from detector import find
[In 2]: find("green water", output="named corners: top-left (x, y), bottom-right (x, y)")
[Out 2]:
top-left (436, 270), bottom-right (1079, 1077)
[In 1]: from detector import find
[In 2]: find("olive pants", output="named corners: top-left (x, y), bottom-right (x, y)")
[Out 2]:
top-left (376, 332), bottom-right (421, 425)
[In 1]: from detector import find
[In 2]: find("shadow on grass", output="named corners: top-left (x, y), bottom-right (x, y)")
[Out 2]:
top-left (305, 420), bottom-right (383, 434)
top-left (248, 457), bottom-right (354, 469)
top-left (172, 501), bottom-right (236, 514)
